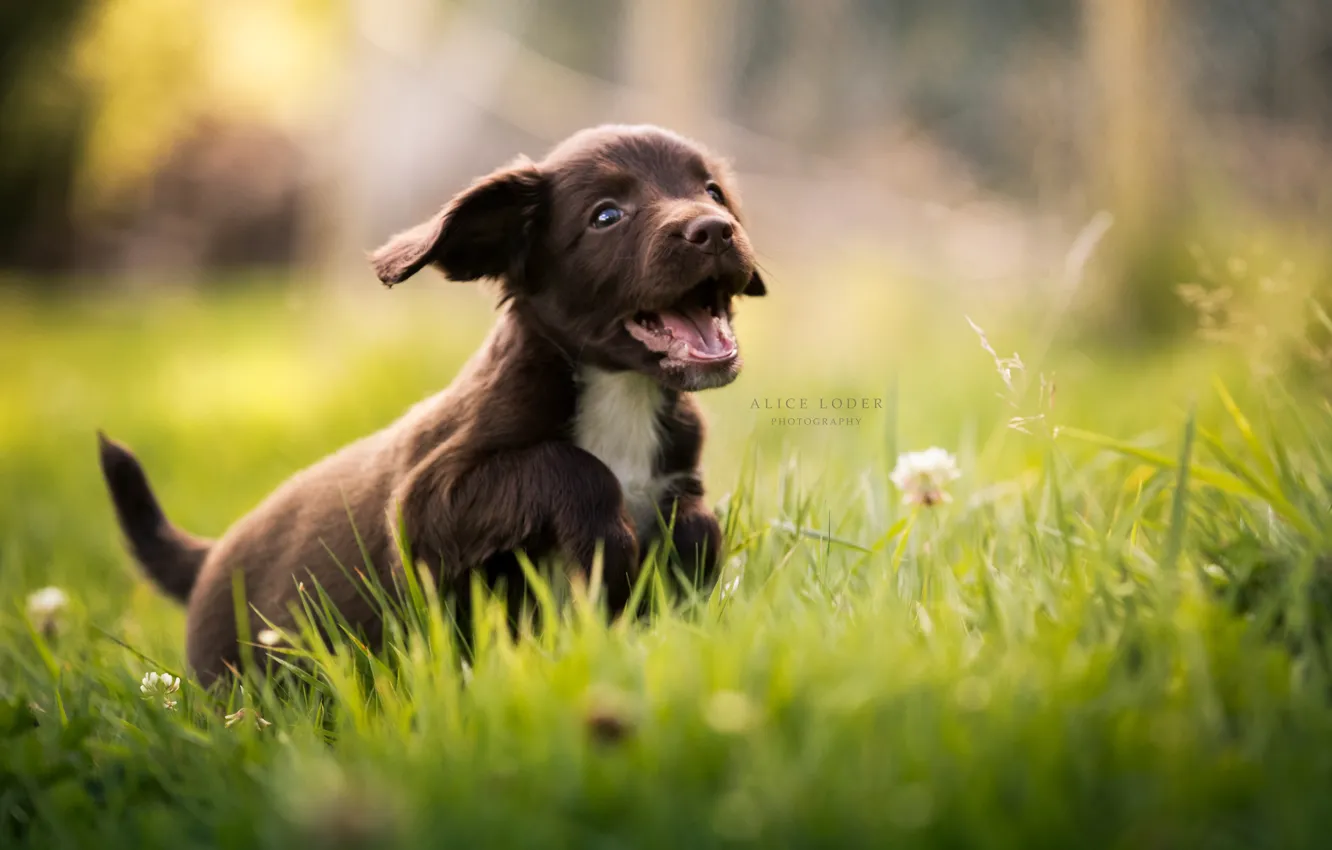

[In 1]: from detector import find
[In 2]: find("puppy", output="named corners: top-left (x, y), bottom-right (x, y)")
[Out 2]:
top-left (99, 125), bottom-right (765, 686)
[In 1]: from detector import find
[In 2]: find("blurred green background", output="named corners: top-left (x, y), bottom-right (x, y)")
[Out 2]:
top-left (3, 0), bottom-right (1330, 322)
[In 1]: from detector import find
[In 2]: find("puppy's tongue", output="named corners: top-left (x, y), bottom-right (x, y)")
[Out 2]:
top-left (658, 306), bottom-right (733, 359)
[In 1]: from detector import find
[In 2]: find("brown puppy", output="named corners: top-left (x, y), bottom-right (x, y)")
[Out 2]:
top-left (99, 125), bottom-right (765, 686)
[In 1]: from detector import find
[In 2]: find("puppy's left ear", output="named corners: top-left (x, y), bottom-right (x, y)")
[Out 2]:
top-left (743, 270), bottom-right (767, 297)
top-left (370, 157), bottom-right (546, 287)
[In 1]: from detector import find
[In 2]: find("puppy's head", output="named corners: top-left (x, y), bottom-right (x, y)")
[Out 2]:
top-left (370, 124), bottom-right (765, 391)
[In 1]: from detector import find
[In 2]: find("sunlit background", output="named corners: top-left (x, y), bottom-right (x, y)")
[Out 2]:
top-left (5, 1), bottom-right (1330, 297)
top-left (3, 0), bottom-right (1332, 618)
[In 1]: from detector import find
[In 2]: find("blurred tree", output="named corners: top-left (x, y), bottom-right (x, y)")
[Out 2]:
top-left (527, 0), bottom-right (621, 80)
top-left (72, 0), bottom-right (340, 214)
top-left (619, 0), bottom-right (737, 141)
top-left (1083, 0), bottom-right (1192, 339)
top-left (754, 0), bottom-right (850, 149)
top-left (0, 0), bottom-right (340, 277)
top-left (0, 0), bottom-right (90, 270)
top-left (70, 0), bottom-right (207, 213)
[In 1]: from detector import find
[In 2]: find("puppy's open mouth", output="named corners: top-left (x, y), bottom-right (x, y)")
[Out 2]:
top-left (625, 279), bottom-right (737, 366)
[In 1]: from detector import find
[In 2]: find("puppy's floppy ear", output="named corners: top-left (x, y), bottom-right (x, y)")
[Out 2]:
top-left (743, 270), bottom-right (767, 297)
top-left (370, 157), bottom-right (546, 287)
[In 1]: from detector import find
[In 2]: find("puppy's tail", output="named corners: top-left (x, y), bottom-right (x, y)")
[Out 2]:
top-left (98, 432), bottom-right (212, 603)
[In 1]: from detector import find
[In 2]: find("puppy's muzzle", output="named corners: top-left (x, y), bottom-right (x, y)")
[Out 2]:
top-left (683, 215), bottom-right (734, 256)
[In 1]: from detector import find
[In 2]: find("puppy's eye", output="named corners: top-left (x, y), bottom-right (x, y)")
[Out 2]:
top-left (705, 183), bottom-right (726, 205)
top-left (590, 202), bottom-right (625, 229)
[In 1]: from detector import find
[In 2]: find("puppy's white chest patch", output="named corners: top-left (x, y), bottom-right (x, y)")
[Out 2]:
top-left (574, 368), bottom-right (665, 533)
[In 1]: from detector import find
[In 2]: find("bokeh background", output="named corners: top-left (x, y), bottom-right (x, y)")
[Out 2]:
top-left (3, 0), bottom-right (1332, 634)
top-left (5, 0), bottom-right (1331, 318)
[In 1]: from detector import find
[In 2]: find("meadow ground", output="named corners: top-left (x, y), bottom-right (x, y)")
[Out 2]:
top-left (4, 262), bottom-right (1332, 848)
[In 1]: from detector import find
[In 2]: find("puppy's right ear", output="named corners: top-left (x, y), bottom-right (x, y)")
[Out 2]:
top-left (370, 158), bottom-right (546, 287)
top-left (742, 270), bottom-right (767, 297)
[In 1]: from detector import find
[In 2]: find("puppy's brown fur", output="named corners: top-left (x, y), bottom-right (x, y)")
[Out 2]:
top-left (100, 125), bottom-right (765, 686)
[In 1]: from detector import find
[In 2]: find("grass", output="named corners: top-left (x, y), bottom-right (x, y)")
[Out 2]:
top-left (4, 270), bottom-right (1332, 848)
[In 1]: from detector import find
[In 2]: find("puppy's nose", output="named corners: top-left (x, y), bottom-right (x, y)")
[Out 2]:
top-left (683, 216), bottom-right (734, 254)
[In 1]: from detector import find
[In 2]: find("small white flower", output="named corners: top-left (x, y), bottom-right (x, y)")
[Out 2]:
top-left (27, 586), bottom-right (69, 636)
top-left (27, 586), bottom-right (68, 618)
top-left (256, 629), bottom-right (283, 647)
top-left (140, 671), bottom-right (181, 709)
top-left (719, 573), bottom-right (743, 601)
top-left (225, 707), bottom-right (272, 729)
top-left (890, 448), bottom-right (961, 507)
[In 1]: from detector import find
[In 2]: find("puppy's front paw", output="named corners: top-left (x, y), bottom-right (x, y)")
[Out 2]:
top-left (568, 514), bottom-right (640, 615)
top-left (667, 507), bottom-right (723, 590)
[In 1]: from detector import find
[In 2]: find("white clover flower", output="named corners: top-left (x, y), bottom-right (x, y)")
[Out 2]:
top-left (890, 448), bottom-right (961, 507)
top-left (26, 586), bottom-right (69, 636)
top-left (256, 629), bottom-right (283, 647)
top-left (27, 586), bottom-right (68, 618)
top-left (140, 671), bottom-right (181, 709)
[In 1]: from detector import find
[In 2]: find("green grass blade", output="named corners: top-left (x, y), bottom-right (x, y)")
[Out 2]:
top-left (1060, 426), bottom-right (1256, 498)
top-left (1160, 407), bottom-right (1196, 575)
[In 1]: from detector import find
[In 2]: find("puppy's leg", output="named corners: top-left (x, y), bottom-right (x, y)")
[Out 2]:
top-left (657, 494), bottom-right (724, 594)
top-left (397, 442), bottom-right (640, 622)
